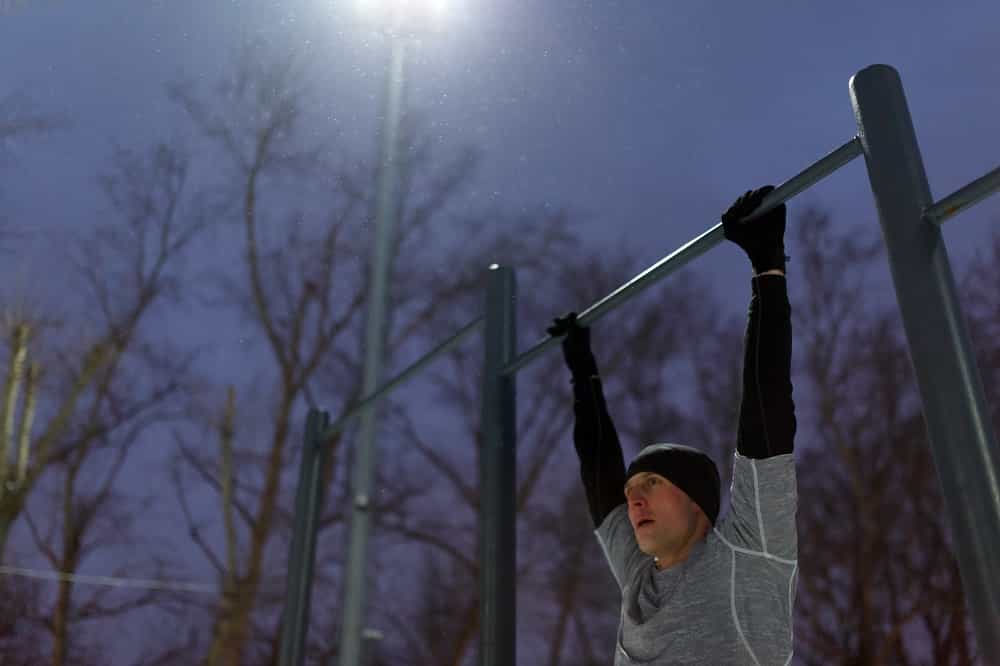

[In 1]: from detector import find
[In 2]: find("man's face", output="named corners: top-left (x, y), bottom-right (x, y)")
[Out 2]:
top-left (624, 472), bottom-right (703, 556)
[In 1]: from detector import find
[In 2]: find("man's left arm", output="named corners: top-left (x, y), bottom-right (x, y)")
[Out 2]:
top-left (737, 271), bottom-right (796, 459)
top-left (728, 270), bottom-right (798, 559)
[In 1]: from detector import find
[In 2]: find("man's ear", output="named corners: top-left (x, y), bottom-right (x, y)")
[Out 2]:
top-left (696, 506), bottom-right (712, 535)
top-left (691, 501), bottom-right (710, 527)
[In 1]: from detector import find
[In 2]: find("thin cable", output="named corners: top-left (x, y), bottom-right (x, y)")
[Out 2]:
top-left (0, 565), bottom-right (216, 594)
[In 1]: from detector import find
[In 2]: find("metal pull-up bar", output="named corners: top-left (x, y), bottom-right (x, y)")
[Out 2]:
top-left (309, 150), bottom-right (1000, 448)
top-left (279, 64), bottom-right (1000, 666)
top-left (924, 164), bottom-right (1000, 225)
top-left (319, 316), bottom-right (484, 442)
top-left (310, 134), bottom-right (866, 450)
top-left (501, 136), bottom-right (864, 377)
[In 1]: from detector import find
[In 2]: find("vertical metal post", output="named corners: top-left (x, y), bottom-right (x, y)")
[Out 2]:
top-left (338, 34), bottom-right (407, 666)
top-left (850, 64), bottom-right (1000, 659)
top-left (279, 408), bottom-right (332, 666)
top-left (480, 264), bottom-right (517, 666)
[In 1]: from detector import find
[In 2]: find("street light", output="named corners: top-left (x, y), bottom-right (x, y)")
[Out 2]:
top-left (338, 3), bottom-right (451, 666)
top-left (355, 0), bottom-right (451, 34)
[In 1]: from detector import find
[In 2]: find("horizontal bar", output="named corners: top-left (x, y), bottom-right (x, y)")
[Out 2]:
top-left (321, 316), bottom-right (484, 442)
top-left (0, 564), bottom-right (215, 593)
top-left (501, 136), bottom-right (864, 377)
top-left (923, 165), bottom-right (1000, 225)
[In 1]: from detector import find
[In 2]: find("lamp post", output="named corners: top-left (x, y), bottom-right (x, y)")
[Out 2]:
top-left (338, 3), bottom-right (447, 665)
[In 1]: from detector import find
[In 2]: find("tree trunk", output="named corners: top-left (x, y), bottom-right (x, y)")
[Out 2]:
top-left (546, 591), bottom-right (575, 666)
top-left (0, 490), bottom-right (26, 562)
top-left (547, 541), bottom-right (587, 666)
top-left (448, 602), bottom-right (479, 666)
top-left (205, 586), bottom-right (252, 666)
top-left (204, 392), bottom-right (294, 664)
top-left (52, 466), bottom-right (82, 666)
top-left (51, 575), bottom-right (72, 666)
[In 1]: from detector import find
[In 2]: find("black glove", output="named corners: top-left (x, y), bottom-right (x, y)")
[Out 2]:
top-left (546, 312), bottom-right (598, 379)
top-left (721, 185), bottom-right (788, 274)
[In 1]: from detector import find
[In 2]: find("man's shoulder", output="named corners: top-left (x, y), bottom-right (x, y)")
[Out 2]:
top-left (721, 450), bottom-right (799, 560)
top-left (595, 504), bottom-right (648, 590)
top-left (732, 450), bottom-right (796, 471)
top-left (731, 451), bottom-right (797, 497)
top-left (595, 502), bottom-right (628, 534)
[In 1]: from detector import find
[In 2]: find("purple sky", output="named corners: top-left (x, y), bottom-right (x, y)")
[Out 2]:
top-left (4, 1), bottom-right (998, 295)
top-left (1, 0), bottom-right (998, 661)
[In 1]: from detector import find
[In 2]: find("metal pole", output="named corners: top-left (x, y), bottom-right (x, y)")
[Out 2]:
top-left (501, 137), bottom-right (863, 377)
top-left (321, 317), bottom-right (484, 442)
top-left (924, 165), bottom-right (1000, 225)
top-left (850, 64), bottom-right (1000, 661)
top-left (479, 264), bottom-right (517, 666)
top-left (338, 34), bottom-right (407, 666)
top-left (279, 409), bottom-right (332, 666)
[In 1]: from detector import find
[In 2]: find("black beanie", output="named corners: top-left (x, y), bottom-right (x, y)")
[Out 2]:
top-left (625, 443), bottom-right (721, 526)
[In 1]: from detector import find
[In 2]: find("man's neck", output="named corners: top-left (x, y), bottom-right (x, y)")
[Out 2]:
top-left (653, 532), bottom-right (706, 570)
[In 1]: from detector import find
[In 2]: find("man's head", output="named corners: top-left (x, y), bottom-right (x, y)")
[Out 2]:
top-left (624, 444), bottom-right (721, 566)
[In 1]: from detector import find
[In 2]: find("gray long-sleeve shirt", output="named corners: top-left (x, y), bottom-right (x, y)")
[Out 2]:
top-left (596, 452), bottom-right (798, 665)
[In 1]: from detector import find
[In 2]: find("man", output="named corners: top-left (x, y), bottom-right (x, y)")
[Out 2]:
top-left (547, 186), bottom-right (798, 665)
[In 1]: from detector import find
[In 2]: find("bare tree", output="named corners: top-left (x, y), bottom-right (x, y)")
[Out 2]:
top-left (163, 43), bottom-right (362, 663)
top-left (23, 420), bottom-right (170, 666)
top-left (0, 138), bottom-right (208, 559)
top-left (789, 207), bottom-right (983, 664)
top-left (161, 41), bottom-right (492, 664)
top-left (525, 480), bottom-right (619, 666)
top-left (0, 137), bottom-right (211, 666)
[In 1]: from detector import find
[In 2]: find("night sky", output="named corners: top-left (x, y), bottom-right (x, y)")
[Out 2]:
top-left (1, 0), bottom-right (998, 662)
top-left (5, 0), bottom-right (999, 301)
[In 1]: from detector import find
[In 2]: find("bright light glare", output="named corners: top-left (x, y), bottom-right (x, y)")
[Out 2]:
top-left (428, 0), bottom-right (450, 17)
top-left (354, 0), bottom-right (381, 16)
top-left (355, 0), bottom-right (453, 26)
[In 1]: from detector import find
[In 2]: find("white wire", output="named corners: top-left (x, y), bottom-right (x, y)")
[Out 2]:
top-left (0, 565), bottom-right (216, 594)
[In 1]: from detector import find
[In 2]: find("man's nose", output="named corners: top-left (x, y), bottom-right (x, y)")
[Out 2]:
top-left (629, 493), bottom-right (647, 507)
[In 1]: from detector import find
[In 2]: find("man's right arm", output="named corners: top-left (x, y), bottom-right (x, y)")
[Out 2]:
top-left (574, 370), bottom-right (646, 590)
top-left (571, 370), bottom-right (627, 528)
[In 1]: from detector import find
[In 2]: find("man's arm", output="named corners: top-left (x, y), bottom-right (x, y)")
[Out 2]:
top-left (721, 271), bottom-right (798, 560)
top-left (570, 365), bottom-right (646, 591)
top-left (548, 313), bottom-right (629, 529)
top-left (548, 313), bottom-right (641, 589)
top-left (571, 369), bottom-right (627, 528)
top-left (735, 271), bottom-right (796, 459)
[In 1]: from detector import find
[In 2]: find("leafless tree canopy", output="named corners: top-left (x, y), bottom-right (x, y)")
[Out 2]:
top-left (790, 209), bottom-right (987, 665)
